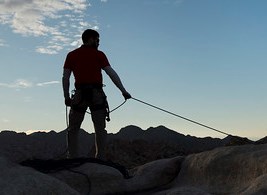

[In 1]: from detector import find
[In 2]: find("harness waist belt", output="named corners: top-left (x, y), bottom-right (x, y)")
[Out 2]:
top-left (75, 83), bottom-right (103, 90)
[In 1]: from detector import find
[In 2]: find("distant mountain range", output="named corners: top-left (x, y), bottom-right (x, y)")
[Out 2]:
top-left (0, 125), bottom-right (265, 168)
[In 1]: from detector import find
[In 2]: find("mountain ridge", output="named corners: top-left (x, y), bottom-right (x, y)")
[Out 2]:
top-left (0, 125), bottom-right (262, 167)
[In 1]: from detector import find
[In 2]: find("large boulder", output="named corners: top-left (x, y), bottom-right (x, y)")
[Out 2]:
top-left (170, 143), bottom-right (267, 194)
top-left (49, 156), bottom-right (184, 195)
top-left (0, 157), bottom-right (79, 195)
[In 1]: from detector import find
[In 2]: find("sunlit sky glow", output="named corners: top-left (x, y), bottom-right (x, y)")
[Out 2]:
top-left (0, 0), bottom-right (266, 140)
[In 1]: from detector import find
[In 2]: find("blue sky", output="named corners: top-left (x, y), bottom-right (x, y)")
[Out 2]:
top-left (0, 0), bottom-right (266, 140)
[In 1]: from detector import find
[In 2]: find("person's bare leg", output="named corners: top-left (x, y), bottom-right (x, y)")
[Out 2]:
top-left (67, 109), bottom-right (85, 158)
top-left (91, 108), bottom-right (107, 160)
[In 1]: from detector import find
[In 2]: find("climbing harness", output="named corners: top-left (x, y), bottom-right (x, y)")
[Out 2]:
top-left (69, 86), bottom-right (127, 122)
top-left (65, 99), bottom-right (127, 126)
top-left (86, 99), bottom-right (127, 116)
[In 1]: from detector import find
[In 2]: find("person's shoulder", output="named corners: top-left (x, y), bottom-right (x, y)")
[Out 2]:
top-left (67, 46), bottom-right (83, 56)
top-left (97, 50), bottom-right (108, 57)
top-left (97, 49), bottom-right (105, 54)
top-left (71, 46), bottom-right (83, 53)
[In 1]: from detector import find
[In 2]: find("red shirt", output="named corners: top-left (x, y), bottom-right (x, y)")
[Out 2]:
top-left (64, 45), bottom-right (110, 85)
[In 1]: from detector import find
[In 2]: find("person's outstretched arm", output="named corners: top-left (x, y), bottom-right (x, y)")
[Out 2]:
top-left (103, 66), bottom-right (131, 100)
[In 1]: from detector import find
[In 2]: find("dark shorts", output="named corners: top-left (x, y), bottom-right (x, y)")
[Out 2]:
top-left (71, 86), bottom-right (108, 113)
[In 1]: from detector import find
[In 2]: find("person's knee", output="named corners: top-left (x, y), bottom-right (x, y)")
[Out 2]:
top-left (91, 109), bottom-right (106, 124)
top-left (68, 128), bottom-right (79, 135)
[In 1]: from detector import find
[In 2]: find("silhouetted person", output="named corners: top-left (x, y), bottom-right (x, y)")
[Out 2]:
top-left (62, 29), bottom-right (131, 159)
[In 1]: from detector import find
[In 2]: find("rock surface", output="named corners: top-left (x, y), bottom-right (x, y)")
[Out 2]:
top-left (0, 143), bottom-right (266, 194)
top-left (0, 127), bottom-right (266, 194)
top-left (48, 156), bottom-right (184, 195)
top-left (165, 144), bottom-right (267, 195)
top-left (0, 157), bottom-right (79, 195)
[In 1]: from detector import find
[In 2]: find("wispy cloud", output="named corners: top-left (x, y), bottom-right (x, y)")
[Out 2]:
top-left (144, 0), bottom-right (184, 6)
top-left (0, 0), bottom-right (99, 54)
top-left (36, 81), bottom-right (60, 87)
top-left (0, 39), bottom-right (8, 47)
top-left (0, 79), bottom-right (60, 89)
top-left (1, 118), bottom-right (10, 123)
top-left (0, 79), bottom-right (33, 89)
top-left (36, 45), bottom-right (63, 55)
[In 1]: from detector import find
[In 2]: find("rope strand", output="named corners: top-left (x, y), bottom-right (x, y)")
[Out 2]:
top-left (86, 99), bottom-right (127, 115)
top-left (131, 97), bottom-right (232, 137)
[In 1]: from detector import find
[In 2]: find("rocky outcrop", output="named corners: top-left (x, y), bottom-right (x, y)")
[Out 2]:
top-left (160, 143), bottom-right (267, 195)
top-left (1, 143), bottom-right (266, 194)
top-left (0, 127), bottom-right (266, 194)
top-left (48, 156), bottom-right (184, 195)
top-left (0, 157), bottom-right (79, 194)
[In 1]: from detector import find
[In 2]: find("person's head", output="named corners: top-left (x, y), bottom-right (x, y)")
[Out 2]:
top-left (82, 29), bottom-right (100, 48)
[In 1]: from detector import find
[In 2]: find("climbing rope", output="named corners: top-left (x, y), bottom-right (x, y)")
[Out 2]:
top-left (85, 99), bottom-right (127, 115)
top-left (131, 97), bottom-right (233, 137)
top-left (109, 99), bottom-right (127, 113)
top-left (66, 106), bottom-right (69, 127)
top-left (67, 96), bottom-right (235, 137)
top-left (63, 100), bottom-right (127, 158)
top-left (65, 100), bottom-right (127, 127)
